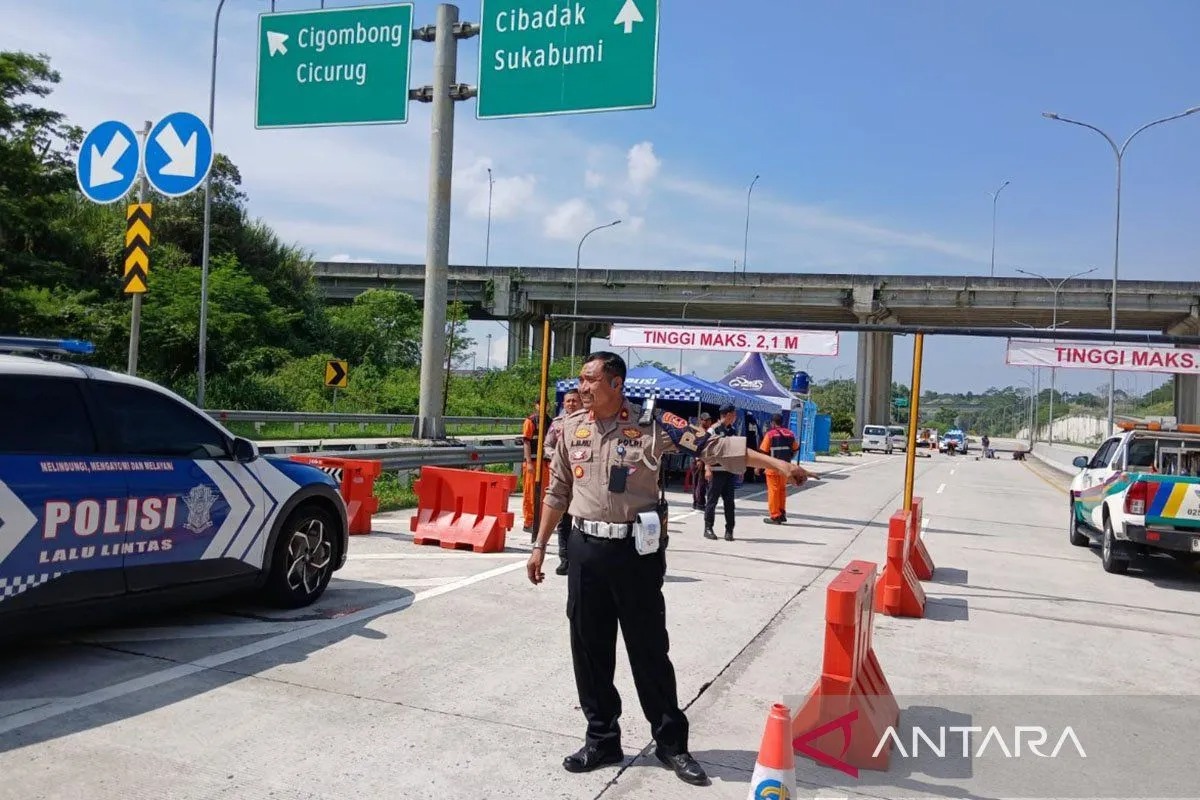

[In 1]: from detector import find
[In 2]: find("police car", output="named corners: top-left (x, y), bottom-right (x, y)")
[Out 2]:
top-left (0, 337), bottom-right (349, 637)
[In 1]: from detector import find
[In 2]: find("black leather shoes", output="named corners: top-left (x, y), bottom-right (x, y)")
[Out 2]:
top-left (655, 749), bottom-right (710, 786)
top-left (555, 560), bottom-right (569, 576)
top-left (563, 744), bottom-right (624, 773)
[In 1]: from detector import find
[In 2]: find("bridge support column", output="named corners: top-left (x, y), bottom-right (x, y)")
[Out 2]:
top-left (1175, 375), bottom-right (1200, 425)
top-left (855, 330), bottom-right (894, 433)
top-left (507, 320), bottom-right (531, 367)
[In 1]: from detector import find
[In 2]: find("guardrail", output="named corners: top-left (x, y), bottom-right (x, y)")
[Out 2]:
top-left (207, 410), bottom-right (524, 434)
top-left (303, 442), bottom-right (524, 471)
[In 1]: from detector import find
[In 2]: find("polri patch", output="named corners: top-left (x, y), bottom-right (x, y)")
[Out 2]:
top-left (573, 465), bottom-right (585, 479)
top-left (622, 427), bottom-right (643, 439)
top-left (661, 412), bottom-right (688, 430)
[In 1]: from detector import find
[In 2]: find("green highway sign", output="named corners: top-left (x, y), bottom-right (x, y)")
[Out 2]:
top-left (476, 0), bottom-right (660, 120)
top-left (255, 3), bottom-right (414, 129)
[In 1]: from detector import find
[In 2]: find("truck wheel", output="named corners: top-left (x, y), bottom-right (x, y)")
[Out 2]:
top-left (1101, 516), bottom-right (1129, 575)
top-left (1069, 501), bottom-right (1089, 547)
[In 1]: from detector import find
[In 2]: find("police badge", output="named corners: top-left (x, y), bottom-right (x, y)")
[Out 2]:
top-left (182, 484), bottom-right (218, 534)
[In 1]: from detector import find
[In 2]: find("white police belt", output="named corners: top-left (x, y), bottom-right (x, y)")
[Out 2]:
top-left (575, 519), bottom-right (634, 539)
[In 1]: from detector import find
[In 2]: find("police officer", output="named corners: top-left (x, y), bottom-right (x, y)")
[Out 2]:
top-left (544, 389), bottom-right (583, 575)
top-left (526, 352), bottom-right (810, 786)
top-left (703, 404), bottom-right (740, 541)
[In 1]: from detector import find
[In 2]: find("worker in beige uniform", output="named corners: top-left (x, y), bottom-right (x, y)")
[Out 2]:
top-left (526, 352), bottom-right (812, 786)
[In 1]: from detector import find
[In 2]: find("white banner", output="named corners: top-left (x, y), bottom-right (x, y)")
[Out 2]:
top-left (1006, 338), bottom-right (1200, 374)
top-left (609, 324), bottom-right (839, 356)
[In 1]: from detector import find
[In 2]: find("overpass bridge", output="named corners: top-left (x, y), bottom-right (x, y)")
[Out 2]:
top-left (312, 261), bottom-right (1200, 429)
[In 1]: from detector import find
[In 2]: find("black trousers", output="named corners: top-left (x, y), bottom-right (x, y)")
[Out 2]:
top-left (557, 513), bottom-right (572, 560)
top-left (566, 528), bottom-right (687, 756)
top-left (704, 471), bottom-right (736, 532)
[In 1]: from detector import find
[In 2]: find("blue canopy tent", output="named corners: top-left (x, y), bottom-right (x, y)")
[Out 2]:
top-left (553, 366), bottom-right (781, 486)
top-left (554, 365), bottom-right (777, 418)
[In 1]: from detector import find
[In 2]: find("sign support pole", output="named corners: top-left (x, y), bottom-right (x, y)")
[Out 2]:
top-left (903, 333), bottom-right (924, 512)
top-left (127, 120), bottom-right (152, 377)
top-left (411, 3), bottom-right (478, 440)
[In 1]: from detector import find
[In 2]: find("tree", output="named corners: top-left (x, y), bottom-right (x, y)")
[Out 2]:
top-left (763, 353), bottom-right (797, 385)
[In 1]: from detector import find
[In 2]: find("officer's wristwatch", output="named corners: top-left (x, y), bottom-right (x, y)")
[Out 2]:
top-left (532, 543), bottom-right (546, 551)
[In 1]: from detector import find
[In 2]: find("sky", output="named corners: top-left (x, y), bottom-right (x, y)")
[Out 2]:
top-left (3, 0), bottom-right (1198, 400)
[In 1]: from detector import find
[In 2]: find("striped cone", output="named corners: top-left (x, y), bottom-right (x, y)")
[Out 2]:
top-left (747, 703), bottom-right (796, 800)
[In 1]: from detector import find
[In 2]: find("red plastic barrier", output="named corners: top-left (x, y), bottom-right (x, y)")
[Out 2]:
top-left (409, 466), bottom-right (516, 553)
top-left (792, 560), bottom-right (901, 776)
top-left (907, 496), bottom-right (935, 581)
top-left (874, 509), bottom-right (927, 617)
top-left (290, 455), bottom-right (381, 535)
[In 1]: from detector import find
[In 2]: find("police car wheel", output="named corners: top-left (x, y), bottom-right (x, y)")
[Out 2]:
top-left (265, 504), bottom-right (337, 608)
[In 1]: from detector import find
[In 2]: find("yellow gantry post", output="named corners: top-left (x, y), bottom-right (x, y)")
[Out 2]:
top-left (903, 333), bottom-right (925, 512)
top-left (532, 317), bottom-right (554, 534)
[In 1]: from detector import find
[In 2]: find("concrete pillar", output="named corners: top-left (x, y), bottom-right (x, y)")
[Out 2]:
top-left (507, 320), bottom-right (530, 367)
top-left (1176, 375), bottom-right (1200, 425)
top-left (854, 330), bottom-right (895, 433)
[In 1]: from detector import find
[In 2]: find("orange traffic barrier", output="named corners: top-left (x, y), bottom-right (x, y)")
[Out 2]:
top-left (290, 455), bottom-right (382, 535)
top-left (906, 496), bottom-right (935, 581)
top-left (409, 466), bottom-right (516, 553)
top-left (792, 560), bottom-right (900, 776)
top-left (746, 703), bottom-right (796, 800)
top-left (874, 509), bottom-right (927, 617)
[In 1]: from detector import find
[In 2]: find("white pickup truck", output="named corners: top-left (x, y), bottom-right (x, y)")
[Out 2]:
top-left (1068, 422), bottom-right (1200, 574)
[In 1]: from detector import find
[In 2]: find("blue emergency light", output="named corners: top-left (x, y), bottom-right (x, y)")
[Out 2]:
top-left (0, 336), bottom-right (96, 356)
top-left (790, 371), bottom-right (810, 394)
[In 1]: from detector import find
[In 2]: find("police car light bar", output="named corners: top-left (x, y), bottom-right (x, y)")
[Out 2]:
top-left (0, 336), bottom-right (96, 356)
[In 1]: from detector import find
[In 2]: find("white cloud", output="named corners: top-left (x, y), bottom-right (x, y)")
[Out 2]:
top-left (543, 198), bottom-right (598, 241)
top-left (458, 158), bottom-right (538, 221)
top-left (585, 170), bottom-right (605, 189)
top-left (627, 141), bottom-right (661, 191)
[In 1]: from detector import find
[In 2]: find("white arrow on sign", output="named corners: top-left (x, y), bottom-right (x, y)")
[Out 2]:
top-left (614, 0), bottom-right (644, 34)
top-left (0, 479), bottom-right (37, 569)
top-left (156, 123), bottom-right (198, 178)
top-left (267, 31), bottom-right (289, 56)
top-left (88, 129), bottom-right (131, 188)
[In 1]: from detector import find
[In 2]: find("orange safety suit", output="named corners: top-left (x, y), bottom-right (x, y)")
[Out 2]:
top-left (522, 413), bottom-right (551, 529)
top-left (759, 424), bottom-right (799, 520)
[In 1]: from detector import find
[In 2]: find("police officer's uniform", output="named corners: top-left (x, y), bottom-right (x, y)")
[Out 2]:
top-left (543, 411), bottom-right (573, 574)
top-left (542, 398), bottom-right (749, 785)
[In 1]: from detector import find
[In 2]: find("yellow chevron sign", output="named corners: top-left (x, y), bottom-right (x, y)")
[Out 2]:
top-left (325, 359), bottom-right (349, 389)
top-left (123, 203), bottom-right (152, 294)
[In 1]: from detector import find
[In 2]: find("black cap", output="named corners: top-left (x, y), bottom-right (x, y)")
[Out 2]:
top-left (719, 403), bottom-right (736, 415)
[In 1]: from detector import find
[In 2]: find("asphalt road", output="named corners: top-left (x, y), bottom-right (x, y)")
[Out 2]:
top-left (2, 444), bottom-right (1199, 799)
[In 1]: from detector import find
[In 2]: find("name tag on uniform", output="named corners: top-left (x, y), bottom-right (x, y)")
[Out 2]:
top-left (634, 511), bottom-right (661, 556)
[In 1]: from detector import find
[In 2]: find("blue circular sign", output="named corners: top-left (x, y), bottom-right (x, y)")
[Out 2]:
top-left (144, 111), bottom-right (214, 198)
top-left (75, 120), bottom-right (140, 204)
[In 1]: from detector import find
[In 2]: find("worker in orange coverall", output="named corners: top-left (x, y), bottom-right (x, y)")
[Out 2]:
top-left (758, 413), bottom-right (799, 524)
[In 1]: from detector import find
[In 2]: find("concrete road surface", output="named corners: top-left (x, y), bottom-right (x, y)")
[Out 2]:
top-left (3, 446), bottom-right (1199, 799)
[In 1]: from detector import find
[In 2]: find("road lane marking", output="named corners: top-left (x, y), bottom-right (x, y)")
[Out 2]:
top-left (950, 469), bottom-right (956, 475)
top-left (0, 560), bottom-right (527, 735)
top-left (937, 483), bottom-right (946, 494)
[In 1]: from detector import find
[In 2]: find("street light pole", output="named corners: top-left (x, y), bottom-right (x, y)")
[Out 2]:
top-left (196, 0), bottom-right (230, 408)
top-left (1042, 105), bottom-right (1200, 435)
top-left (988, 179), bottom-right (1010, 278)
top-left (742, 175), bottom-right (759, 276)
top-left (1016, 267), bottom-right (1096, 446)
top-left (570, 219), bottom-right (621, 372)
top-left (485, 167), bottom-right (493, 267)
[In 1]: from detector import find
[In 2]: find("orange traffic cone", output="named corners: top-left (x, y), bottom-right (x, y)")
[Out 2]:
top-left (747, 703), bottom-right (796, 800)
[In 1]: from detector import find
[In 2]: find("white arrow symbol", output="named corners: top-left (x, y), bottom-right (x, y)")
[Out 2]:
top-left (88, 129), bottom-right (131, 188)
top-left (267, 31), bottom-right (289, 56)
top-left (0, 479), bottom-right (37, 569)
top-left (614, 0), bottom-right (644, 34)
top-left (156, 123), bottom-right (198, 178)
